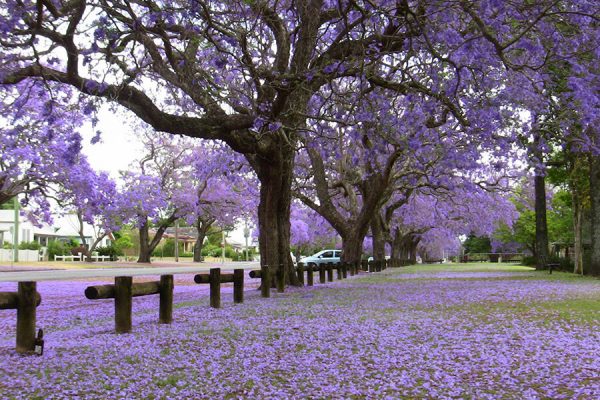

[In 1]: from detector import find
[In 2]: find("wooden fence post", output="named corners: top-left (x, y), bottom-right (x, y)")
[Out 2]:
top-left (261, 265), bottom-right (270, 298)
top-left (210, 268), bottom-right (221, 308)
top-left (16, 282), bottom-right (37, 353)
top-left (307, 265), bottom-right (314, 286)
top-left (115, 276), bottom-right (132, 334)
top-left (319, 265), bottom-right (326, 284)
top-left (297, 263), bottom-right (304, 286)
top-left (336, 263), bottom-right (343, 280)
top-left (342, 263), bottom-right (348, 278)
top-left (159, 275), bottom-right (173, 324)
top-left (327, 262), bottom-right (334, 282)
top-left (233, 269), bottom-right (244, 304)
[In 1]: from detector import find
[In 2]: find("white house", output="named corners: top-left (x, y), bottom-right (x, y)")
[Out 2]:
top-left (0, 210), bottom-right (112, 261)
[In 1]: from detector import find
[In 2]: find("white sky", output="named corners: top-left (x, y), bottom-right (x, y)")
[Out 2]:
top-left (80, 106), bottom-right (143, 178)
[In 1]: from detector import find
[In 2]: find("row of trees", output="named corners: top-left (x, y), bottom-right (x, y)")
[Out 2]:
top-left (1, 1), bottom-right (598, 280)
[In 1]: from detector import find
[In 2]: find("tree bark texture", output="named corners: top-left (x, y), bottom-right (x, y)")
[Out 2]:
top-left (138, 221), bottom-right (152, 263)
top-left (534, 173), bottom-right (549, 270)
top-left (589, 155), bottom-right (600, 276)
top-left (391, 230), bottom-right (419, 265)
top-left (572, 191), bottom-right (584, 275)
top-left (193, 217), bottom-right (213, 262)
top-left (371, 215), bottom-right (386, 261)
top-left (254, 150), bottom-right (299, 287)
top-left (137, 215), bottom-right (176, 263)
top-left (341, 230), bottom-right (366, 266)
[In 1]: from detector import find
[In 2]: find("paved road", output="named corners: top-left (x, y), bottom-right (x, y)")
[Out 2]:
top-left (0, 262), bottom-right (260, 282)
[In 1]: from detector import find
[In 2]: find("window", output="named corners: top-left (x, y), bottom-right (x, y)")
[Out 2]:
top-left (321, 251), bottom-right (333, 258)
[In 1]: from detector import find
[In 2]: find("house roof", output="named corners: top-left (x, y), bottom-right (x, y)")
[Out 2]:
top-left (0, 210), bottom-right (100, 239)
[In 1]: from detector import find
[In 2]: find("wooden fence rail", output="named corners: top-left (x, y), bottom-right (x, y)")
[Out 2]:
top-left (2, 261), bottom-right (390, 355)
top-left (193, 268), bottom-right (244, 308)
top-left (85, 275), bottom-right (174, 333)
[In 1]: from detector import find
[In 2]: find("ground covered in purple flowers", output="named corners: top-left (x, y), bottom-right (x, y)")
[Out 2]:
top-left (1, 264), bottom-right (599, 399)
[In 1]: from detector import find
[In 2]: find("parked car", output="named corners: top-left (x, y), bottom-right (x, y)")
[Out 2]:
top-left (299, 249), bottom-right (341, 267)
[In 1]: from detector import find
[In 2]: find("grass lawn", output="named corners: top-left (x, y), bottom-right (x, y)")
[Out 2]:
top-left (1, 263), bottom-right (598, 399)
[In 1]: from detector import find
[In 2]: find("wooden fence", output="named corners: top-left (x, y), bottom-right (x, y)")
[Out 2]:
top-left (1, 258), bottom-right (400, 355)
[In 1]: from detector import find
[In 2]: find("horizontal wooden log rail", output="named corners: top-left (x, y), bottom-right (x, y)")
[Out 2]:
top-left (194, 273), bottom-right (238, 284)
top-left (84, 281), bottom-right (162, 300)
top-left (85, 275), bottom-right (174, 334)
top-left (0, 282), bottom-right (42, 353)
top-left (249, 262), bottom-right (364, 290)
top-left (0, 291), bottom-right (42, 309)
top-left (1, 266), bottom-right (258, 353)
top-left (193, 268), bottom-right (244, 308)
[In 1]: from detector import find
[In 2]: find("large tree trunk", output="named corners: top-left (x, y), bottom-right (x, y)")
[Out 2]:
top-left (409, 236), bottom-right (421, 264)
top-left (589, 155), bottom-right (600, 276)
top-left (390, 229), bottom-right (415, 265)
top-left (193, 217), bottom-right (213, 263)
top-left (75, 211), bottom-right (92, 262)
top-left (390, 228), bottom-right (402, 261)
top-left (137, 215), bottom-right (176, 263)
top-left (400, 237), bottom-right (411, 261)
top-left (572, 191), bottom-right (584, 275)
top-left (370, 214), bottom-right (386, 261)
top-left (341, 231), bottom-right (364, 265)
top-left (254, 150), bottom-right (299, 287)
top-left (534, 172), bottom-right (549, 270)
top-left (532, 134), bottom-right (549, 270)
top-left (138, 221), bottom-right (152, 263)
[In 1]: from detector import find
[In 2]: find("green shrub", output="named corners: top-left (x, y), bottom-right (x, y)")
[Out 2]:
top-left (225, 246), bottom-right (237, 259)
top-left (48, 241), bottom-right (68, 261)
top-left (201, 244), bottom-right (219, 257)
top-left (18, 241), bottom-right (41, 250)
top-left (548, 256), bottom-right (573, 272)
top-left (96, 244), bottom-right (123, 261)
top-left (155, 239), bottom-right (184, 257)
top-left (521, 255), bottom-right (573, 272)
top-left (114, 235), bottom-right (133, 251)
top-left (521, 255), bottom-right (536, 266)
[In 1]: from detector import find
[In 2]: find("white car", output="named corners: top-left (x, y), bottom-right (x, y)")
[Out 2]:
top-left (299, 249), bottom-right (341, 267)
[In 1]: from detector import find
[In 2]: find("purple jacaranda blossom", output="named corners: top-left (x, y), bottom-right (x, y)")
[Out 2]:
top-left (1, 266), bottom-right (598, 399)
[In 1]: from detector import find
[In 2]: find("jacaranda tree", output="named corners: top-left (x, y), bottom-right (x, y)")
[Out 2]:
top-left (0, 82), bottom-right (88, 223)
top-left (1, 1), bottom-right (598, 279)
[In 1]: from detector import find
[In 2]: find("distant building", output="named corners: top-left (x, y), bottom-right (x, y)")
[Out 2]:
top-left (159, 226), bottom-right (197, 253)
top-left (0, 210), bottom-right (112, 249)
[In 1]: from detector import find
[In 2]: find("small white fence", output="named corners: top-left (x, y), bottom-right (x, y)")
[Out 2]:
top-left (0, 249), bottom-right (41, 262)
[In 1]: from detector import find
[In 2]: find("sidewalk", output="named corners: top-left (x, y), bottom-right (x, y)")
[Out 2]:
top-left (0, 260), bottom-right (260, 273)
